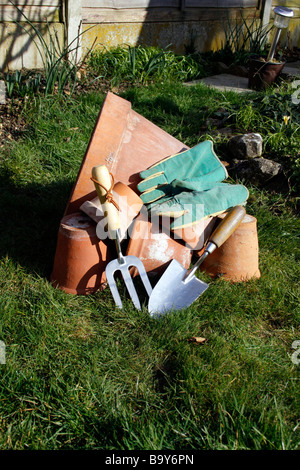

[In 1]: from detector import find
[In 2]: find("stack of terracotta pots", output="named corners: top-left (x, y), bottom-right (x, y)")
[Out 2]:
top-left (51, 92), bottom-right (260, 297)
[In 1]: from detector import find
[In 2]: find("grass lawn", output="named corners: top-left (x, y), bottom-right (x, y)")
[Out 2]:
top-left (0, 81), bottom-right (299, 450)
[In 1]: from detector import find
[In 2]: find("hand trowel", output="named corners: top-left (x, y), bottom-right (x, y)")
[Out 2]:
top-left (148, 205), bottom-right (246, 316)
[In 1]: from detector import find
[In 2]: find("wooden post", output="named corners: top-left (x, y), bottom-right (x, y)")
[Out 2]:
top-left (262, 0), bottom-right (272, 27)
top-left (65, 0), bottom-right (82, 64)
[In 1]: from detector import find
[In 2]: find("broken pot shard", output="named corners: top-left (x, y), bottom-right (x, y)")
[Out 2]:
top-left (64, 92), bottom-right (188, 216)
top-left (162, 216), bottom-right (217, 252)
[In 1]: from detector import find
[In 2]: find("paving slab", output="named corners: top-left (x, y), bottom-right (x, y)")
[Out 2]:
top-left (283, 61), bottom-right (300, 77)
top-left (185, 61), bottom-right (300, 93)
top-left (184, 73), bottom-right (253, 93)
top-left (0, 80), bottom-right (6, 104)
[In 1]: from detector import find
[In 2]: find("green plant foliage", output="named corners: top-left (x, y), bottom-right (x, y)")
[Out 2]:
top-left (1, 6), bottom-right (299, 448)
top-left (87, 45), bottom-right (206, 86)
top-left (209, 14), bottom-right (273, 66)
top-left (8, 1), bottom-right (94, 97)
top-left (6, 70), bottom-right (42, 98)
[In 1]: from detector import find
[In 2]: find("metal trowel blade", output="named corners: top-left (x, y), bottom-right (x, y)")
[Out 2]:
top-left (148, 259), bottom-right (209, 316)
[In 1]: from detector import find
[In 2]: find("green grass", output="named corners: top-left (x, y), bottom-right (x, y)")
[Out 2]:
top-left (122, 83), bottom-right (300, 190)
top-left (0, 83), bottom-right (299, 450)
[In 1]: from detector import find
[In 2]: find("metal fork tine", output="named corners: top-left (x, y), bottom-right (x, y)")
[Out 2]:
top-left (120, 266), bottom-right (142, 310)
top-left (105, 263), bottom-right (123, 309)
top-left (139, 271), bottom-right (153, 297)
top-left (126, 256), bottom-right (153, 297)
top-left (105, 256), bottom-right (153, 310)
top-left (105, 232), bottom-right (153, 310)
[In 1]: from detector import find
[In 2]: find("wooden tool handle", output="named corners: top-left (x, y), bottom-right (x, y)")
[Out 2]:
top-left (209, 205), bottom-right (246, 248)
top-left (91, 165), bottom-right (120, 235)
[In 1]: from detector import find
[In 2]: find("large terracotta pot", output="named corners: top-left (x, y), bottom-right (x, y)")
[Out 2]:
top-left (248, 59), bottom-right (285, 91)
top-left (50, 212), bottom-right (108, 295)
top-left (200, 212), bottom-right (261, 282)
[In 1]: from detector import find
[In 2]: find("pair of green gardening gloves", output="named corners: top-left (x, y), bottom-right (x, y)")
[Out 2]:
top-left (137, 140), bottom-right (249, 230)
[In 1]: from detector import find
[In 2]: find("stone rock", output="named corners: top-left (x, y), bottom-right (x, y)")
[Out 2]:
top-left (228, 133), bottom-right (263, 160)
top-left (231, 157), bottom-right (282, 185)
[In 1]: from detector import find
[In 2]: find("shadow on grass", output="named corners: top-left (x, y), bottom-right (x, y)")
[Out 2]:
top-left (0, 167), bottom-right (73, 278)
top-left (122, 88), bottom-right (196, 127)
top-left (121, 86), bottom-right (236, 159)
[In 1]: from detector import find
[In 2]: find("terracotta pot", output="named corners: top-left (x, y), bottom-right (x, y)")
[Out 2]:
top-left (126, 212), bottom-right (192, 280)
top-left (50, 212), bottom-right (108, 295)
top-left (248, 59), bottom-right (285, 91)
top-left (200, 212), bottom-right (261, 282)
top-left (51, 183), bottom-right (143, 295)
top-left (169, 217), bottom-right (216, 251)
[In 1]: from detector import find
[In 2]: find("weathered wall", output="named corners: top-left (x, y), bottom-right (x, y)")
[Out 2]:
top-left (80, 0), bottom-right (299, 56)
top-left (81, 0), bottom-right (261, 55)
top-left (0, 0), bottom-right (64, 71)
